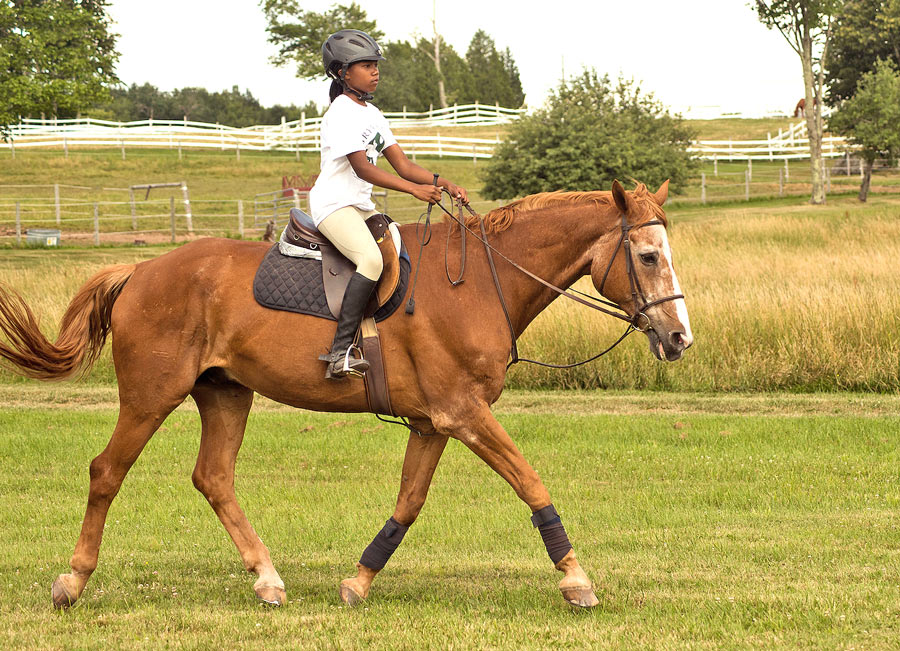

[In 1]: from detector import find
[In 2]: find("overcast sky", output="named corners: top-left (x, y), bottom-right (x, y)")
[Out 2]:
top-left (106, 0), bottom-right (806, 119)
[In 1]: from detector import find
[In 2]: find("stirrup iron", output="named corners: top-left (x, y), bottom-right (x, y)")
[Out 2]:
top-left (320, 345), bottom-right (369, 379)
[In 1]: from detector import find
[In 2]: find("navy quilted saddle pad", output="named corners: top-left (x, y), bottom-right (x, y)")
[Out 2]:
top-left (252, 246), bottom-right (411, 322)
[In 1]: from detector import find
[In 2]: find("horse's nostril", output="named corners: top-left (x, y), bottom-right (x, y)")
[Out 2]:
top-left (670, 331), bottom-right (685, 348)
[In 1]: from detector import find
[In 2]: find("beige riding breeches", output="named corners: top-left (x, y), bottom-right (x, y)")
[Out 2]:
top-left (317, 205), bottom-right (382, 281)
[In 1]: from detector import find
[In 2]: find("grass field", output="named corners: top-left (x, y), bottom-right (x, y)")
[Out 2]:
top-left (1, 393), bottom-right (898, 648)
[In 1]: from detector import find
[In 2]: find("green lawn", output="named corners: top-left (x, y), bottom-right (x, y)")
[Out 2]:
top-left (1, 395), bottom-right (898, 648)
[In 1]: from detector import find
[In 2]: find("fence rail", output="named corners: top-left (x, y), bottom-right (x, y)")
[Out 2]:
top-left (4, 113), bottom-right (858, 162)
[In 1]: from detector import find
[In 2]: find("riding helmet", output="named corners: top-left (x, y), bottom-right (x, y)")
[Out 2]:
top-left (322, 29), bottom-right (385, 80)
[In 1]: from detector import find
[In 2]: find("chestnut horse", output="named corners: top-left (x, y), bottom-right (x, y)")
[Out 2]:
top-left (0, 180), bottom-right (692, 610)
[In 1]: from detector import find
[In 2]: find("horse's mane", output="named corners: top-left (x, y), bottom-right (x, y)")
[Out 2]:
top-left (458, 184), bottom-right (667, 234)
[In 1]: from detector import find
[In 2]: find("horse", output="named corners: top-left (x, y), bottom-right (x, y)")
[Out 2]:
top-left (793, 96), bottom-right (818, 118)
top-left (0, 180), bottom-right (693, 610)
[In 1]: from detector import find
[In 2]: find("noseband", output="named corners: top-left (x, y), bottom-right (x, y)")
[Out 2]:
top-left (426, 194), bottom-right (685, 369)
top-left (596, 213), bottom-right (685, 333)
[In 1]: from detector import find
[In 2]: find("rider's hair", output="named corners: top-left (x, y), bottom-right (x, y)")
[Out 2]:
top-left (329, 78), bottom-right (343, 102)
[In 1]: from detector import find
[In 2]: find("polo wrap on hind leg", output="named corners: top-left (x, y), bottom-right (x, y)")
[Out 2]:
top-left (531, 504), bottom-right (573, 564)
top-left (359, 517), bottom-right (410, 570)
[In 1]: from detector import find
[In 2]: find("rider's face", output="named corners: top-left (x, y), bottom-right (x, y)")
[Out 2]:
top-left (343, 61), bottom-right (379, 96)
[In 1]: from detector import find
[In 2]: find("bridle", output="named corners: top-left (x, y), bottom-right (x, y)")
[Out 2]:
top-left (411, 190), bottom-right (684, 369)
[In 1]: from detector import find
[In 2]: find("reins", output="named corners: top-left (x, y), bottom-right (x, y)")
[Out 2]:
top-left (409, 190), bottom-right (683, 369)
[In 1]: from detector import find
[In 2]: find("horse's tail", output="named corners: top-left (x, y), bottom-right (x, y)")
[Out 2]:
top-left (0, 264), bottom-right (136, 381)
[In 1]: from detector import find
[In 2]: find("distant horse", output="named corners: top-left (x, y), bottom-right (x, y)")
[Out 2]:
top-left (793, 96), bottom-right (818, 118)
top-left (0, 180), bottom-right (692, 610)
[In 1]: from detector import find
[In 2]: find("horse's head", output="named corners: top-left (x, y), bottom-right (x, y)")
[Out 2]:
top-left (590, 180), bottom-right (693, 362)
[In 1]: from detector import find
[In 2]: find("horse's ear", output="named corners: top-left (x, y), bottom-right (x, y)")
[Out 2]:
top-left (653, 180), bottom-right (669, 206)
top-left (611, 180), bottom-right (630, 214)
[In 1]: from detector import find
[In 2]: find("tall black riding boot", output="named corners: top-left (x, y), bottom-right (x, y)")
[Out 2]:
top-left (318, 272), bottom-right (377, 379)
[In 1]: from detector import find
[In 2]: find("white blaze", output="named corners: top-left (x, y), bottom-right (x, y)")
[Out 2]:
top-left (655, 226), bottom-right (693, 344)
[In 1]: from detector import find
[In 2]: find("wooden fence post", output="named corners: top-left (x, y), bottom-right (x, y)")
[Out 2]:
top-left (9, 139), bottom-right (14, 159)
top-left (120, 140), bottom-right (126, 160)
top-left (236, 146), bottom-right (240, 162)
top-left (178, 141), bottom-right (183, 161)
top-left (238, 200), bottom-right (244, 238)
top-left (170, 196), bottom-right (176, 243)
top-left (779, 168), bottom-right (784, 196)
top-left (700, 172), bottom-right (706, 204)
top-left (93, 203), bottom-right (100, 246)
top-left (747, 159), bottom-right (752, 182)
top-left (64, 138), bottom-right (68, 158)
top-left (713, 154), bottom-right (717, 177)
top-left (293, 189), bottom-right (301, 210)
top-left (15, 202), bottom-right (21, 245)
top-left (54, 183), bottom-right (61, 226)
top-left (745, 169), bottom-right (750, 201)
top-left (129, 188), bottom-right (137, 230)
top-left (784, 158), bottom-right (789, 182)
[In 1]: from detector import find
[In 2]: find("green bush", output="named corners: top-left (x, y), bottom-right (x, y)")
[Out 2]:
top-left (481, 71), bottom-right (698, 200)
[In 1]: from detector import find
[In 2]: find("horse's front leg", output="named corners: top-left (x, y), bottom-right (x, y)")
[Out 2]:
top-left (340, 423), bottom-right (448, 606)
top-left (436, 402), bottom-right (599, 608)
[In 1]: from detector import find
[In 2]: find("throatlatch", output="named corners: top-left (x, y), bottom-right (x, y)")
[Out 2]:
top-left (359, 517), bottom-right (410, 570)
top-left (531, 504), bottom-right (573, 564)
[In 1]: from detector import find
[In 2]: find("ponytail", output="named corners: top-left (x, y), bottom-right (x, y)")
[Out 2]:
top-left (329, 79), bottom-right (344, 102)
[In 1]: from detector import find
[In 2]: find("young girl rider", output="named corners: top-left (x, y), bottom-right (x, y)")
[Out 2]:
top-left (310, 29), bottom-right (469, 379)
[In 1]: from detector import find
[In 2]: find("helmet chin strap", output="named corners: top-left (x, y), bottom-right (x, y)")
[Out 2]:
top-left (339, 69), bottom-right (373, 102)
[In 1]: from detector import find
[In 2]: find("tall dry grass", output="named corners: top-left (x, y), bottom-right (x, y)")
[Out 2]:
top-left (508, 196), bottom-right (900, 391)
top-left (1, 195), bottom-right (898, 391)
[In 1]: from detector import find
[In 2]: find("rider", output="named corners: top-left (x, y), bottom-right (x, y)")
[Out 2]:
top-left (311, 29), bottom-right (469, 379)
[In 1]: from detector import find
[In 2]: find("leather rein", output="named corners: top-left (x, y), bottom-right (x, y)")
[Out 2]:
top-left (421, 190), bottom-right (684, 369)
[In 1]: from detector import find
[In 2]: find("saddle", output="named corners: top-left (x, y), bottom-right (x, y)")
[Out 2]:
top-left (253, 208), bottom-right (409, 417)
top-left (282, 208), bottom-right (402, 318)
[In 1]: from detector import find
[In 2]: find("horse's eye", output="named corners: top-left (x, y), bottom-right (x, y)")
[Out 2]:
top-left (639, 252), bottom-right (659, 266)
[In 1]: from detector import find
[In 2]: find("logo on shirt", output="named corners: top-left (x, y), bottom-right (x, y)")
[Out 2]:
top-left (366, 132), bottom-right (386, 165)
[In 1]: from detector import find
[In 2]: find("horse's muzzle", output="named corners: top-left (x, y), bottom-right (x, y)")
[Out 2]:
top-left (646, 326), bottom-right (693, 362)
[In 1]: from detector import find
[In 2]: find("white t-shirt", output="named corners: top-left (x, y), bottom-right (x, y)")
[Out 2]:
top-left (309, 94), bottom-right (397, 225)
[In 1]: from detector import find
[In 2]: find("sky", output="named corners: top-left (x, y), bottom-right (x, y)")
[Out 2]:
top-left (106, 0), bottom-right (807, 120)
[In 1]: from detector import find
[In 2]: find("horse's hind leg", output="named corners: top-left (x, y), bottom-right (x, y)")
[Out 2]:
top-left (52, 402), bottom-right (179, 609)
top-left (190, 377), bottom-right (286, 606)
top-left (340, 424), bottom-right (448, 606)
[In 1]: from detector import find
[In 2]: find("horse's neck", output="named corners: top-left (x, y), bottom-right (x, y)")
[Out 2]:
top-left (485, 204), bottom-right (616, 335)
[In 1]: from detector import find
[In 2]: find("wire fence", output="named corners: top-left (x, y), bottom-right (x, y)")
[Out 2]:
top-left (0, 183), bottom-right (505, 247)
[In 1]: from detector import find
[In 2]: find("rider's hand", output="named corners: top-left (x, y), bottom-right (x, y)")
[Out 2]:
top-left (444, 182), bottom-right (469, 204)
top-left (412, 183), bottom-right (442, 204)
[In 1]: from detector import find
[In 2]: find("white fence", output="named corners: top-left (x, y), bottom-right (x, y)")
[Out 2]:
top-left (4, 111), bottom-right (855, 162)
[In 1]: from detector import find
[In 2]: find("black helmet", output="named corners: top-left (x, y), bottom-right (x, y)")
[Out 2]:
top-left (322, 29), bottom-right (385, 80)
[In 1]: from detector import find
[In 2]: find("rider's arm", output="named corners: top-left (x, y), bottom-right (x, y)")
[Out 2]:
top-left (382, 144), bottom-right (469, 202)
top-left (347, 150), bottom-right (441, 203)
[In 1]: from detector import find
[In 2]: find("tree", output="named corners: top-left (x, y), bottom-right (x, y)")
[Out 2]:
top-left (825, 0), bottom-right (900, 103)
top-left (827, 59), bottom-right (900, 200)
top-left (0, 0), bottom-right (120, 138)
top-left (755, 0), bottom-right (841, 205)
top-left (481, 71), bottom-right (697, 201)
top-left (464, 30), bottom-right (525, 108)
top-left (262, 1), bottom-right (382, 79)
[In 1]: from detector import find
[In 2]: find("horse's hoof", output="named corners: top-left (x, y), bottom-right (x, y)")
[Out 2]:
top-left (51, 575), bottom-right (79, 610)
top-left (339, 580), bottom-right (365, 607)
top-left (561, 585), bottom-right (600, 609)
top-left (255, 584), bottom-right (286, 607)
